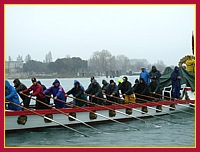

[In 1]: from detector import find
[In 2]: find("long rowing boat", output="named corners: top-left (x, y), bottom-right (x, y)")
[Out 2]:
top-left (5, 86), bottom-right (195, 132)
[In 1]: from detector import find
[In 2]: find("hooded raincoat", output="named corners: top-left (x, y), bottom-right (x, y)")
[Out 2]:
top-left (171, 66), bottom-right (182, 99)
top-left (149, 66), bottom-right (161, 82)
top-left (140, 67), bottom-right (150, 83)
top-left (66, 80), bottom-right (86, 106)
top-left (44, 79), bottom-right (66, 108)
top-left (5, 80), bottom-right (21, 110)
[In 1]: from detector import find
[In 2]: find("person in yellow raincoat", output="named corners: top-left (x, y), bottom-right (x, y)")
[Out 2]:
top-left (185, 55), bottom-right (195, 73)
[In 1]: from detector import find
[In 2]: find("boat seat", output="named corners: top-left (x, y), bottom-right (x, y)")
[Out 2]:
top-left (162, 85), bottom-right (172, 100)
top-left (162, 84), bottom-right (187, 100)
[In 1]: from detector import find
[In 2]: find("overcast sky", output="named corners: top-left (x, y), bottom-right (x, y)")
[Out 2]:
top-left (5, 5), bottom-right (195, 66)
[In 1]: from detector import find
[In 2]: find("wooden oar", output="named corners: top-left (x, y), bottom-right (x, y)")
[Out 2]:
top-left (152, 92), bottom-right (195, 110)
top-left (20, 92), bottom-right (101, 132)
top-left (135, 91), bottom-right (194, 106)
top-left (119, 93), bottom-right (192, 118)
top-left (116, 94), bottom-right (192, 119)
top-left (46, 95), bottom-right (139, 131)
top-left (85, 94), bottom-right (161, 128)
top-left (6, 100), bottom-right (89, 137)
top-left (133, 93), bottom-right (194, 115)
top-left (154, 102), bottom-right (194, 115)
top-left (99, 93), bottom-right (183, 125)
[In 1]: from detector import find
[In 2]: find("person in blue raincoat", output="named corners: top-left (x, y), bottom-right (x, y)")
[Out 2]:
top-left (139, 66), bottom-right (150, 83)
top-left (170, 66), bottom-right (182, 99)
top-left (5, 80), bottom-right (21, 111)
top-left (44, 79), bottom-right (66, 108)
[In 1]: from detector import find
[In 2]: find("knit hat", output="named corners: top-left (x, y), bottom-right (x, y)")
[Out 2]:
top-left (31, 77), bottom-right (37, 83)
top-left (110, 80), bottom-right (114, 84)
top-left (135, 79), bottom-right (139, 83)
top-left (13, 78), bottom-right (20, 84)
top-left (123, 76), bottom-right (128, 81)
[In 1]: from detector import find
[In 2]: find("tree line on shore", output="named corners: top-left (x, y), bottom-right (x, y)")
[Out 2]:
top-left (7, 50), bottom-right (166, 77)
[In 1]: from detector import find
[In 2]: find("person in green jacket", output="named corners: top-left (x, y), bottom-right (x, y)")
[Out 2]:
top-left (66, 80), bottom-right (87, 107)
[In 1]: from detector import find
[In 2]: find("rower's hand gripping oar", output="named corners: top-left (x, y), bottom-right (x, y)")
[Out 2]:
top-left (94, 94), bottom-right (162, 128)
top-left (45, 95), bottom-right (138, 133)
top-left (65, 94), bottom-right (140, 131)
top-left (20, 92), bottom-right (100, 133)
top-left (106, 93), bottom-right (184, 124)
top-left (106, 93), bottom-right (190, 124)
top-left (6, 100), bottom-right (89, 137)
top-left (45, 95), bottom-right (107, 134)
top-left (122, 93), bottom-right (190, 119)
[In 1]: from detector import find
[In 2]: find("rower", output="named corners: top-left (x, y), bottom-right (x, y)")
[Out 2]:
top-left (13, 78), bottom-right (31, 108)
top-left (149, 77), bottom-right (161, 101)
top-left (20, 77), bottom-right (49, 109)
top-left (5, 80), bottom-right (21, 111)
top-left (118, 76), bottom-right (135, 104)
top-left (104, 80), bottom-right (120, 104)
top-left (44, 79), bottom-right (67, 108)
top-left (85, 79), bottom-right (104, 105)
top-left (134, 78), bottom-right (150, 103)
top-left (65, 80), bottom-right (87, 107)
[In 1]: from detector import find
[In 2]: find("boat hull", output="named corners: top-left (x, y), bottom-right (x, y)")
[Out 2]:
top-left (5, 100), bottom-right (194, 131)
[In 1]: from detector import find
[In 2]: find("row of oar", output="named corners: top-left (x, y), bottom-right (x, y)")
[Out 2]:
top-left (132, 92), bottom-right (195, 112)
top-left (120, 92), bottom-right (194, 113)
top-left (7, 100), bottom-right (89, 137)
top-left (144, 91), bottom-right (195, 107)
top-left (7, 93), bottom-right (139, 137)
top-left (88, 94), bottom-right (193, 123)
top-left (6, 91), bottom-right (194, 137)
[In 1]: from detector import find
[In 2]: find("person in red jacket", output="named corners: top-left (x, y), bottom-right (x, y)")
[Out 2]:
top-left (20, 77), bottom-right (49, 109)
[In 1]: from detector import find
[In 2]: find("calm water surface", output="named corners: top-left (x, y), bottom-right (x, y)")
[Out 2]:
top-left (5, 76), bottom-right (195, 147)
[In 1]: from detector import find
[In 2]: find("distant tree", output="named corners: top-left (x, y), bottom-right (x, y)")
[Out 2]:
top-left (109, 56), bottom-right (116, 70)
top-left (65, 54), bottom-right (71, 58)
top-left (25, 54), bottom-right (32, 63)
top-left (48, 57), bottom-right (88, 75)
top-left (8, 56), bottom-right (12, 61)
top-left (129, 59), bottom-right (150, 72)
top-left (44, 51), bottom-right (53, 63)
top-left (23, 60), bottom-right (50, 73)
top-left (115, 55), bottom-right (130, 73)
top-left (152, 60), bottom-right (166, 73)
top-left (89, 50), bottom-right (113, 73)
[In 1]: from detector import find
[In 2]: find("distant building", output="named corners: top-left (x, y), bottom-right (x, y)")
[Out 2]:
top-left (6, 61), bottom-right (23, 73)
